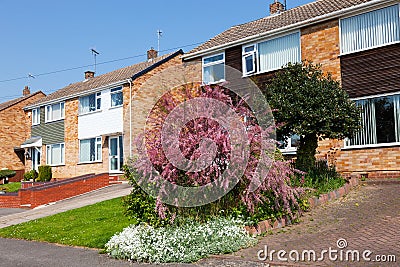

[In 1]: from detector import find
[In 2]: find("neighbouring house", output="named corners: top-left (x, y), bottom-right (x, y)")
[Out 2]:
top-left (0, 87), bottom-right (45, 181)
top-left (182, 0), bottom-right (400, 178)
top-left (23, 49), bottom-right (183, 179)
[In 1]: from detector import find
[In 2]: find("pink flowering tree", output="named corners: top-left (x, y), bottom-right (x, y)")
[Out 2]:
top-left (124, 83), bottom-right (303, 224)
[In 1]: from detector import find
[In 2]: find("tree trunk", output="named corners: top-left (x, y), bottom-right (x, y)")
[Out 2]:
top-left (296, 133), bottom-right (318, 172)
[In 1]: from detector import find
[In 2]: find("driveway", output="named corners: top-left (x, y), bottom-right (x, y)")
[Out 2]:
top-left (0, 183), bottom-right (398, 267)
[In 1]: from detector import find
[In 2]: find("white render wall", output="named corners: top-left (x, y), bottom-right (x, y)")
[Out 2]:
top-left (78, 88), bottom-right (123, 139)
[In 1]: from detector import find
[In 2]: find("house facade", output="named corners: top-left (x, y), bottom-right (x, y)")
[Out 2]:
top-left (23, 49), bottom-right (183, 179)
top-left (0, 87), bottom-right (45, 180)
top-left (182, 0), bottom-right (400, 178)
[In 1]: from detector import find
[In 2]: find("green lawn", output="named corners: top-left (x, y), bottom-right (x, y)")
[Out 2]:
top-left (0, 197), bottom-right (134, 249)
top-left (0, 182), bottom-right (21, 193)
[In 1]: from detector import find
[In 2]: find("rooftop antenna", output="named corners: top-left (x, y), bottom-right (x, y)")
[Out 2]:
top-left (157, 30), bottom-right (163, 52)
top-left (28, 73), bottom-right (35, 87)
top-left (91, 48), bottom-right (100, 74)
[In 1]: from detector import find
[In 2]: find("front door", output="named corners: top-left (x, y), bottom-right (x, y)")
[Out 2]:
top-left (109, 136), bottom-right (123, 172)
top-left (31, 147), bottom-right (41, 172)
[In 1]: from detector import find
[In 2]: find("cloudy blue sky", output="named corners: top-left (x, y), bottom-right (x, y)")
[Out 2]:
top-left (0, 0), bottom-right (313, 102)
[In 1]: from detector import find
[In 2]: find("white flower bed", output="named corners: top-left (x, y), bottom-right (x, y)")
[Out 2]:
top-left (105, 217), bottom-right (257, 263)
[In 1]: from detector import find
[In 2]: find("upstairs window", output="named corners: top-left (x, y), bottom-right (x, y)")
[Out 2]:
top-left (111, 87), bottom-right (123, 107)
top-left (202, 53), bottom-right (225, 84)
top-left (346, 94), bottom-right (400, 147)
top-left (79, 92), bottom-right (101, 114)
top-left (45, 102), bottom-right (65, 122)
top-left (242, 32), bottom-right (301, 76)
top-left (340, 5), bottom-right (400, 54)
top-left (32, 108), bottom-right (40, 125)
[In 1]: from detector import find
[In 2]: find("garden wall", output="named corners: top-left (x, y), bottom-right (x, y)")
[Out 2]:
top-left (0, 173), bottom-right (110, 209)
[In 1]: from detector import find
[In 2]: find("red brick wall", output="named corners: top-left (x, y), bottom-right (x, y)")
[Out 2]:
top-left (0, 92), bottom-right (45, 171)
top-left (0, 173), bottom-right (110, 208)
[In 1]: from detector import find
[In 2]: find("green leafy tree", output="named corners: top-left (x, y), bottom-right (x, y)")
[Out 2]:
top-left (264, 61), bottom-right (361, 171)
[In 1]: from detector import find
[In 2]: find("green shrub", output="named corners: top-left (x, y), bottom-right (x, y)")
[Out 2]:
top-left (23, 170), bottom-right (38, 182)
top-left (0, 169), bottom-right (16, 179)
top-left (37, 165), bottom-right (52, 182)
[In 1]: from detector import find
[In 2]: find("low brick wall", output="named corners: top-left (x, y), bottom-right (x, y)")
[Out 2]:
top-left (245, 177), bottom-right (360, 236)
top-left (0, 173), bottom-right (110, 209)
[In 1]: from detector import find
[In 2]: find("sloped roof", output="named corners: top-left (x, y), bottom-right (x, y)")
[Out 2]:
top-left (186, 0), bottom-right (379, 56)
top-left (0, 91), bottom-right (45, 112)
top-left (28, 50), bottom-right (183, 108)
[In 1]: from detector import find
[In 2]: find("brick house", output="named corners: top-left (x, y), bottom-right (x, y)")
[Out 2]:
top-left (182, 0), bottom-right (400, 178)
top-left (0, 87), bottom-right (45, 180)
top-left (23, 49), bottom-right (183, 179)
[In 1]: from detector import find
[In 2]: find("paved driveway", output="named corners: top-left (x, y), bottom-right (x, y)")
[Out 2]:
top-left (0, 183), bottom-right (398, 267)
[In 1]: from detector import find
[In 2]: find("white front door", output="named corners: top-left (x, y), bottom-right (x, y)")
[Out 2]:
top-left (31, 147), bottom-right (41, 172)
top-left (109, 136), bottom-right (123, 173)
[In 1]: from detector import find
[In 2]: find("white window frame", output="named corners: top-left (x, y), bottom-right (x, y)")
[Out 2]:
top-left (242, 44), bottom-right (257, 76)
top-left (46, 143), bottom-right (65, 166)
top-left (110, 87), bottom-right (123, 107)
top-left (202, 52), bottom-right (225, 84)
top-left (242, 31), bottom-right (301, 77)
top-left (79, 136), bottom-right (102, 163)
top-left (45, 102), bottom-right (65, 123)
top-left (32, 108), bottom-right (40, 126)
top-left (339, 4), bottom-right (400, 55)
top-left (344, 91), bottom-right (400, 149)
top-left (279, 135), bottom-right (301, 154)
top-left (79, 92), bottom-right (102, 115)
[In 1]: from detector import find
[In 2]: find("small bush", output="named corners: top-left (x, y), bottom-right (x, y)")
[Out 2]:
top-left (0, 169), bottom-right (16, 179)
top-left (105, 217), bottom-right (257, 263)
top-left (37, 166), bottom-right (52, 182)
top-left (24, 170), bottom-right (38, 181)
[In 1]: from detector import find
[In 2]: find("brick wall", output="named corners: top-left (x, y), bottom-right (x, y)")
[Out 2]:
top-left (301, 19), bottom-right (341, 82)
top-left (123, 54), bottom-right (199, 158)
top-left (0, 92), bottom-right (45, 172)
top-left (0, 173), bottom-right (110, 208)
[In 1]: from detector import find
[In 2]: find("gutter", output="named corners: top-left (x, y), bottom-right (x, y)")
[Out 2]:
top-left (182, 0), bottom-right (396, 60)
top-left (24, 80), bottom-right (129, 110)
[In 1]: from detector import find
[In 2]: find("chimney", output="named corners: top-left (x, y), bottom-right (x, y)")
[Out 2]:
top-left (23, 86), bottom-right (30, 96)
top-left (85, 71), bottom-right (95, 80)
top-left (270, 0), bottom-right (285, 15)
top-left (147, 48), bottom-right (158, 61)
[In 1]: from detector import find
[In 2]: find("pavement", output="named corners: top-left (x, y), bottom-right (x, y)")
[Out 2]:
top-left (0, 183), bottom-right (398, 267)
top-left (0, 183), bottom-right (132, 228)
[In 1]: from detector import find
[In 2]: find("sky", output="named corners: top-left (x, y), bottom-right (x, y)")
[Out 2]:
top-left (0, 0), bottom-right (313, 102)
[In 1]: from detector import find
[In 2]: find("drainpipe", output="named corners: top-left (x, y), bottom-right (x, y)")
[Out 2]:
top-left (128, 78), bottom-right (133, 157)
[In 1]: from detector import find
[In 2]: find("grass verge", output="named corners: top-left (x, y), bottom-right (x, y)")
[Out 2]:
top-left (0, 197), bottom-right (133, 248)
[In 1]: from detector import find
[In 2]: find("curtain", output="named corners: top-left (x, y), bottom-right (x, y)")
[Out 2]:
top-left (51, 144), bottom-right (61, 165)
top-left (350, 99), bottom-right (377, 146)
top-left (79, 96), bottom-right (90, 114)
top-left (341, 5), bottom-right (400, 54)
top-left (258, 32), bottom-right (300, 72)
top-left (80, 139), bottom-right (91, 162)
top-left (394, 95), bottom-right (400, 142)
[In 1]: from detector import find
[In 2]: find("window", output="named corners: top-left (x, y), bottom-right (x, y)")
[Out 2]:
top-left (45, 102), bottom-right (65, 122)
top-left (79, 92), bottom-right (101, 114)
top-left (32, 108), bottom-right (40, 125)
top-left (79, 137), bottom-right (102, 163)
top-left (46, 143), bottom-right (65, 166)
top-left (242, 45), bottom-right (257, 75)
top-left (242, 32), bottom-right (301, 75)
top-left (346, 94), bottom-right (400, 147)
top-left (202, 53), bottom-right (225, 84)
top-left (340, 5), bottom-right (400, 54)
top-left (111, 87), bottom-right (123, 107)
top-left (278, 134), bottom-right (301, 153)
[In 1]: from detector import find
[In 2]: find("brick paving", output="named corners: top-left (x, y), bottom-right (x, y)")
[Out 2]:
top-left (198, 183), bottom-right (400, 267)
